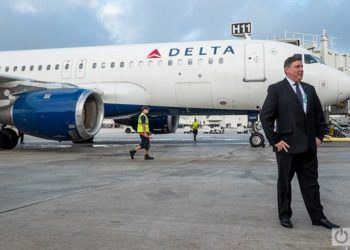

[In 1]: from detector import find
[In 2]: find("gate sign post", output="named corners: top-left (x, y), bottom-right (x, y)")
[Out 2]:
top-left (231, 22), bottom-right (252, 36)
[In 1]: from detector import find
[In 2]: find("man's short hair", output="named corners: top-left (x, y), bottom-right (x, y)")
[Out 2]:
top-left (284, 55), bottom-right (302, 68)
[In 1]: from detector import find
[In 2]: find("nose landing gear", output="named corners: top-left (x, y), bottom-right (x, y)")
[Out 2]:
top-left (249, 121), bottom-right (265, 148)
top-left (249, 132), bottom-right (265, 147)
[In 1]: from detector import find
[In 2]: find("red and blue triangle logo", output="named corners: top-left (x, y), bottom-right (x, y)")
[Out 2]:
top-left (147, 49), bottom-right (161, 59)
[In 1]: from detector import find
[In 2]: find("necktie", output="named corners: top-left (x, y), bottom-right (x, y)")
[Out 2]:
top-left (294, 82), bottom-right (303, 106)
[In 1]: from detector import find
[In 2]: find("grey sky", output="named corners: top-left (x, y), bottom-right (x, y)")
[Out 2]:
top-left (0, 0), bottom-right (349, 52)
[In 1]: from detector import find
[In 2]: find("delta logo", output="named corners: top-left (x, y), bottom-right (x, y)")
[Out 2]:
top-left (146, 45), bottom-right (234, 59)
top-left (147, 49), bottom-right (161, 59)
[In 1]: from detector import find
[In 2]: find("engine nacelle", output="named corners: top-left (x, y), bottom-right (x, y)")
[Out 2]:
top-left (147, 115), bottom-right (179, 134)
top-left (3, 88), bottom-right (104, 141)
top-left (118, 115), bottom-right (179, 134)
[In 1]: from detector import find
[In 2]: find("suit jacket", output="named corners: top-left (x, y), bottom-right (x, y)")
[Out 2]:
top-left (260, 78), bottom-right (327, 154)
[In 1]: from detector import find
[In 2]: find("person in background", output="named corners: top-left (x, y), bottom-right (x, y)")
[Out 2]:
top-left (191, 118), bottom-right (200, 141)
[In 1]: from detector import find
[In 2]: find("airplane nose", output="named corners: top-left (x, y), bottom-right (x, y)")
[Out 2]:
top-left (338, 74), bottom-right (350, 103)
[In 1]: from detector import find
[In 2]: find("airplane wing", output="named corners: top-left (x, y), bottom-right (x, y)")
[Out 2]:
top-left (0, 74), bottom-right (31, 84)
top-left (0, 74), bottom-right (78, 108)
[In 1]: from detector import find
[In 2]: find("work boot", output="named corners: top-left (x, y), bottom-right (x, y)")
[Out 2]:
top-left (129, 150), bottom-right (136, 160)
top-left (144, 154), bottom-right (154, 160)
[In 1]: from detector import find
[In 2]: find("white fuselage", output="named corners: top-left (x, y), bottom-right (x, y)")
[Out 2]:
top-left (1, 39), bottom-right (349, 117)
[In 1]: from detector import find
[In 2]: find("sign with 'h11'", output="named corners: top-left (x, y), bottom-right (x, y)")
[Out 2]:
top-left (231, 22), bottom-right (252, 36)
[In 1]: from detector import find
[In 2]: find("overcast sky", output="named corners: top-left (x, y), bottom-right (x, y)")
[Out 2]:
top-left (0, 0), bottom-right (349, 52)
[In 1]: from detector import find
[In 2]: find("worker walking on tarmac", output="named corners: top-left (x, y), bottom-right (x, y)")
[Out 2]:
top-left (129, 106), bottom-right (154, 160)
top-left (191, 118), bottom-right (200, 141)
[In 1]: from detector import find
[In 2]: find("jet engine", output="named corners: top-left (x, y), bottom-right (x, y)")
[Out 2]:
top-left (0, 88), bottom-right (104, 149)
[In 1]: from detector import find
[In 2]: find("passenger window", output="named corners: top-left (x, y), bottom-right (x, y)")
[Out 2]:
top-left (158, 60), bottom-right (163, 67)
top-left (198, 58), bottom-right (203, 65)
top-left (55, 64), bottom-right (59, 70)
top-left (30, 65), bottom-right (34, 71)
top-left (21, 66), bottom-right (26, 71)
top-left (219, 58), bottom-right (224, 64)
top-left (168, 60), bottom-right (173, 66)
top-left (139, 61), bottom-right (144, 67)
top-left (38, 65), bottom-right (43, 71)
top-left (13, 66), bottom-right (18, 72)
top-left (101, 62), bottom-right (106, 69)
top-left (79, 63), bottom-right (83, 69)
top-left (188, 59), bottom-right (193, 65)
top-left (129, 61), bottom-right (135, 68)
top-left (46, 65), bottom-right (51, 70)
top-left (177, 59), bottom-right (183, 66)
top-left (64, 64), bottom-right (69, 70)
top-left (148, 61), bottom-right (153, 67)
top-left (92, 63), bottom-right (97, 69)
top-left (120, 62), bottom-right (125, 68)
top-left (304, 54), bottom-right (317, 64)
top-left (111, 62), bottom-right (115, 68)
top-left (5, 66), bottom-right (9, 72)
top-left (208, 58), bottom-right (214, 65)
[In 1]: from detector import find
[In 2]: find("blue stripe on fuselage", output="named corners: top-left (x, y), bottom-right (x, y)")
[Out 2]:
top-left (104, 103), bottom-right (257, 117)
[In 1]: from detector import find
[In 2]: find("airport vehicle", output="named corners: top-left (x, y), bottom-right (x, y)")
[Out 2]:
top-left (237, 126), bottom-right (248, 134)
top-left (205, 126), bottom-right (225, 134)
top-left (203, 126), bottom-right (211, 134)
top-left (183, 126), bottom-right (193, 133)
top-left (1, 39), bottom-right (350, 149)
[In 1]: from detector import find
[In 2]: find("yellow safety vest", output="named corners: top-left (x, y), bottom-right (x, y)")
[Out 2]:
top-left (192, 121), bottom-right (199, 130)
top-left (137, 113), bottom-right (150, 133)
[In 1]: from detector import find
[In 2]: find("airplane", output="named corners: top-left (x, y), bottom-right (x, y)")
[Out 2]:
top-left (0, 39), bottom-right (350, 150)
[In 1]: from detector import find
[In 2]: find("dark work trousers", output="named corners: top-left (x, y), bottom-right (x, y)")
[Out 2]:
top-left (193, 129), bottom-right (198, 141)
top-left (276, 148), bottom-right (325, 222)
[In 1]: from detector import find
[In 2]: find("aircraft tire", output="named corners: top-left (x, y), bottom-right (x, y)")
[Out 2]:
top-left (1, 128), bottom-right (19, 150)
top-left (249, 132), bottom-right (265, 148)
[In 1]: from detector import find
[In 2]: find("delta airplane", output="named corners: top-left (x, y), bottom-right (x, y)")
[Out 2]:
top-left (0, 39), bottom-right (350, 149)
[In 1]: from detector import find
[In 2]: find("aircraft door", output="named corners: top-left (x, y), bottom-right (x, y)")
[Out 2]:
top-left (76, 59), bottom-right (87, 79)
top-left (62, 59), bottom-right (73, 79)
top-left (244, 44), bottom-right (266, 82)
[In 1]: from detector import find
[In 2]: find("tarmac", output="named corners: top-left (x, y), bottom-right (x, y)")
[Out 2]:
top-left (0, 128), bottom-right (349, 250)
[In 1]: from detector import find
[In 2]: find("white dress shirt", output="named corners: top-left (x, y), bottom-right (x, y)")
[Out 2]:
top-left (286, 77), bottom-right (307, 113)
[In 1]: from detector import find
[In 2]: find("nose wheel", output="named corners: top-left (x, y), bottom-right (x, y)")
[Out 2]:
top-left (249, 132), bottom-right (265, 148)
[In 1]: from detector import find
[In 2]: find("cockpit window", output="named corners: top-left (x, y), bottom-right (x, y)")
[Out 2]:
top-left (304, 54), bottom-right (317, 64)
top-left (304, 54), bottom-right (325, 64)
top-left (312, 55), bottom-right (325, 64)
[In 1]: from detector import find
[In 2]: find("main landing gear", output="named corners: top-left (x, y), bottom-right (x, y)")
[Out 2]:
top-left (249, 121), bottom-right (265, 148)
top-left (0, 126), bottom-right (19, 150)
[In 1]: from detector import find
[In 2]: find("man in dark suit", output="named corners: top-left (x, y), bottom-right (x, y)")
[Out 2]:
top-left (260, 55), bottom-right (339, 229)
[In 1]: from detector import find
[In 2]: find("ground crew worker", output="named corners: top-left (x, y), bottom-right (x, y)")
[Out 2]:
top-left (191, 118), bottom-right (200, 141)
top-left (129, 106), bottom-right (154, 160)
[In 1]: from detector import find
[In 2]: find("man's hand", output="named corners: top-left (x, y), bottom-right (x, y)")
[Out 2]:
top-left (275, 140), bottom-right (290, 152)
top-left (315, 137), bottom-right (322, 147)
